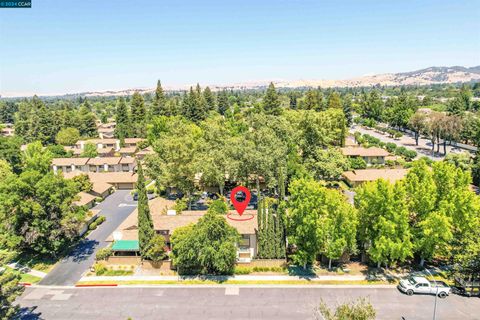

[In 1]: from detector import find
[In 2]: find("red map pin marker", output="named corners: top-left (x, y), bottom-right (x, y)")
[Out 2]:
top-left (230, 186), bottom-right (251, 216)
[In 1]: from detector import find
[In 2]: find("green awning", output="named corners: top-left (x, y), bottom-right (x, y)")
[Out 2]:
top-left (112, 240), bottom-right (139, 251)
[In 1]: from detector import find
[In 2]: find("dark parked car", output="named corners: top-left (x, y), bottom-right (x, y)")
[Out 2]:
top-left (133, 192), bottom-right (138, 201)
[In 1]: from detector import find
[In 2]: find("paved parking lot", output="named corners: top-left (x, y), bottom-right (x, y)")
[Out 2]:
top-left (17, 286), bottom-right (480, 320)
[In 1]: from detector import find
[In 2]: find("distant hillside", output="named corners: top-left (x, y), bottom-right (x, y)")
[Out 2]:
top-left (272, 66), bottom-right (480, 89)
top-left (3, 65), bottom-right (479, 99)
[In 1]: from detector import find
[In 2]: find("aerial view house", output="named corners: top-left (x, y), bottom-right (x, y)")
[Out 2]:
top-left (342, 168), bottom-right (409, 187)
top-left (341, 146), bottom-right (390, 165)
top-left (52, 157), bottom-right (90, 174)
top-left (73, 191), bottom-right (97, 209)
top-left (52, 157), bottom-right (136, 174)
top-left (108, 198), bottom-right (258, 262)
top-left (64, 171), bottom-right (138, 189)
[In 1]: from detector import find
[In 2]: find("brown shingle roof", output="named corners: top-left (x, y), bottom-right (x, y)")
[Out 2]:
top-left (64, 171), bottom-right (138, 184)
top-left (52, 158), bottom-right (89, 166)
top-left (91, 181), bottom-right (113, 194)
top-left (342, 169), bottom-right (409, 183)
top-left (87, 157), bottom-right (122, 165)
top-left (341, 147), bottom-right (390, 157)
top-left (119, 157), bottom-right (136, 164)
top-left (73, 192), bottom-right (97, 207)
top-left (124, 138), bottom-right (145, 144)
top-left (118, 147), bottom-right (137, 154)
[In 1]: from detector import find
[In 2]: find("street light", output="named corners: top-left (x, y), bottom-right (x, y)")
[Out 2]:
top-left (424, 268), bottom-right (438, 320)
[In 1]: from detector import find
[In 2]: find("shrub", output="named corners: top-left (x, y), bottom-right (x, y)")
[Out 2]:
top-left (173, 198), bottom-right (187, 213)
top-left (393, 131), bottom-right (403, 139)
top-left (144, 235), bottom-right (167, 262)
top-left (234, 267), bottom-right (252, 275)
top-left (349, 157), bottom-right (367, 170)
top-left (95, 197), bottom-right (103, 203)
top-left (96, 247), bottom-right (113, 261)
top-left (385, 142), bottom-right (397, 153)
top-left (89, 215), bottom-right (106, 230)
top-left (403, 150), bottom-right (417, 161)
top-left (94, 262), bottom-right (107, 275)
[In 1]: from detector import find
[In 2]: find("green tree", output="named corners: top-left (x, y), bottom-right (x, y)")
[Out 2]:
top-left (171, 211), bottom-right (239, 275)
top-left (22, 141), bottom-right (53, 174)
top-left (144, 235), bottom-right (167, 262)
top-left (55, 127), bottom-right (80, 146)
top-left (305, 148), bottom-right (349, 180)
top-left (203, 86), bottom-right (216, 113)
top-left (343, 94), bottom-right (353, 126)
top-left (78, 106), bottom-right (98, 137)
top-left (315, 297), bottom-right (376, 320)
top-left (131, 92), bottom-right (147, 136)
top-left (151, 80), bottom-right (167, 117)
top-left (0, 171), bottom-right (87, 255)
top-left (327, 92), bottom-right (342, 109)
top-left (263, 82), bottom-right (281, 115)
top-left (0, 250), bottom-right (24, 320)
top-left (137, 163), bottom-right (154, 257)
top-left (217, 90), bottom-right (230, 115)
top-left (81, 142), bottom-right (98, 158)
top-left (115, 97), bottom-right (131, 139)
top-left (0, 136), bottom-right (22, 173)
top-left (355, 179), bottom-right (413, 268)
top-left (322, 191), bottom-right (358, 269)
top-left (145, 117), bottom-right (202, 208)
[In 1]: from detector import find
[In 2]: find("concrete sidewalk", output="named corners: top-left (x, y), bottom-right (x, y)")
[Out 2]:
top-left (79, 274), bottom-right (367, 282)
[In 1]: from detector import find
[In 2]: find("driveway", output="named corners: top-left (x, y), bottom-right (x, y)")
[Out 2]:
top-left (17, 286), bottom-right (480, 320)
top-left (39, 190), bottom-right (137, 286)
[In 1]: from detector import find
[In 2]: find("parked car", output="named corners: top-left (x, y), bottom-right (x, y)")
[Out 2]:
top-left (398, 276), bottom-right (451, 298)
top-left (167, 192), bottom-right (184, 200)
top-left (133, 192), bottom-right (138, 201)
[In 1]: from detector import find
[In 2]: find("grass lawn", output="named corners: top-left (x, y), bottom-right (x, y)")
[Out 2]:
top-left (4, 266), bottom-right (42, 284)
top-left (76, 279), bottom-right (393, 286)
top-left (15, 254), bottom-right (58, 273)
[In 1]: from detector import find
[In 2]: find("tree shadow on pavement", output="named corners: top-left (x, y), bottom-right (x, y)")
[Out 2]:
top-left (15, 306), bottom-right (43, 320)
top-left (65, 239), bottom-right (99, 263)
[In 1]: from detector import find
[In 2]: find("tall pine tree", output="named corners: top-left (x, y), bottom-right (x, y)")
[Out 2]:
top-left (115, 97), bottom-right (130, 139)
top-left (131, 91), bottom-right (146, 136)
top-left (203, 86), bottom-right (216, 113)
top-left (137, 163), bottom-right (154, 257)
top-left (217, 90), bottom-right (230, 115)
top-left (263, 82), bottom-right (281, 115)
top-left (152, 80), bottom-right (166, 116)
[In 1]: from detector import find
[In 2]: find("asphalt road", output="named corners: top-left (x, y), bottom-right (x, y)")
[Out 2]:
top-left (17, 286), bottom-right (480, 320)
top-left (39, 190), bottom-right (137, 286)
top-left (350, 125), bottom-right (450, 161)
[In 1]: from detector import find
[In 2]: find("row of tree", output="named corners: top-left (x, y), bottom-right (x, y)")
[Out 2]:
top-left (286, 160), bottom-right (480, 272)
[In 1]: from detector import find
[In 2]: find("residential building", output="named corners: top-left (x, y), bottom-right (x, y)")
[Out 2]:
top-left (73, 191), bottom-right (97, 209)
top-left (75, 138), bottom-right (120, 151)
top-left (341, 146), bottom-right (390, 165)
top-left (108, 197), bottom-right (258, 262)
top-left (64, 171), bottom-right (138, 189)
top-left (342, 168), bottom-right (409, 187)
top-left (52, 158), bottom-right (90, 174)
top-left (86, 157), bottom-right (136, 173)
top-left (52, 157), bottom-right (136, 174)
top-left (90, 181), bottom-right (114, 198)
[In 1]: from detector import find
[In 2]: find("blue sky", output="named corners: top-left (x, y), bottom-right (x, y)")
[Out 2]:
top-left (0, 0), bottom-right (479, 96)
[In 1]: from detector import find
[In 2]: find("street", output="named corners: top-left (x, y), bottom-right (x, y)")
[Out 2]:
top-left (39, 190), bottom-right (137, 286)
top-left (350, 125), bottom-right (462, 161)
top-left (16, 286), bottom-right (480, 320)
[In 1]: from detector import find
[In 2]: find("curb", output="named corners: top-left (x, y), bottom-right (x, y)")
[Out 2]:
top-left (75, 284), bottom-right (118, 287)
